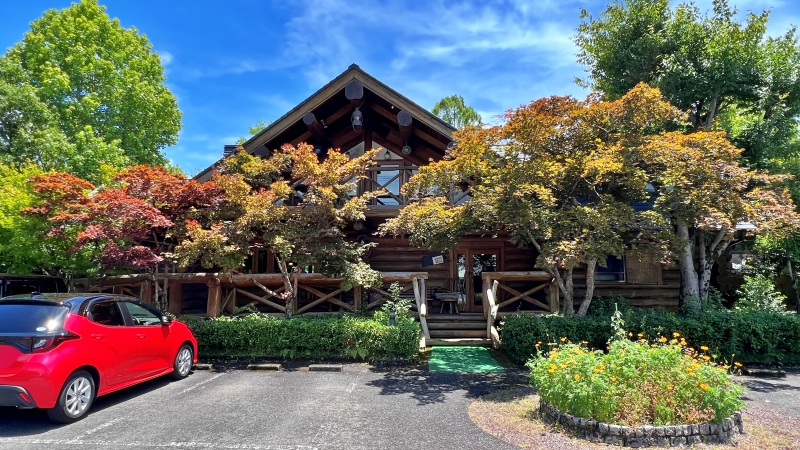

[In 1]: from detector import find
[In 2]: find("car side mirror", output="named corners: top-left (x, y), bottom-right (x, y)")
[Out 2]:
top-left (161, 316), bottom-right (172, 326)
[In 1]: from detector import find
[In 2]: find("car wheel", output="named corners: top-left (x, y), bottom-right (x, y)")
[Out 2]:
top-left (169, 344), bottom-right (193, 380)
top-left (47, 370), bottom-right (95, 423)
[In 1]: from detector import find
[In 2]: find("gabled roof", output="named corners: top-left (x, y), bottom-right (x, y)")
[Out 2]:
top-left (195, 64), bottom-right (455, 182)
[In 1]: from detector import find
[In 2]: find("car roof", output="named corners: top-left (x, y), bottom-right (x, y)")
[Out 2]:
top-left (0, 293), bottom-right (136, 311)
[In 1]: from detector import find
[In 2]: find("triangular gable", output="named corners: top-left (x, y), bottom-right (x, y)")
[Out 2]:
top-left (196, 64), bottom-right (455, 182)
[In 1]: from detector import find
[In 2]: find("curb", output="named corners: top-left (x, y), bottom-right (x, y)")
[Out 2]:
top-left (247, 363), bottom-right (283, 371)
top-left (308, 364), bottom-right (343, 372)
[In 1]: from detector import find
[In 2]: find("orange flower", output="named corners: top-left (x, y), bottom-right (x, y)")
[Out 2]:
top-left (659, 337), bottom-right (668, 343)
top-left (574, 374), bottom-right (581, 381)
top-left (699, 383), bottom-right (709, 390)
top-left (703, 355), bottom-right (711, 361)
top-left (700, 345), bottom-right (709, 351)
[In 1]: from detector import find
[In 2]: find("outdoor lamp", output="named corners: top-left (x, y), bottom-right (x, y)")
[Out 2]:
top-left (351, 107), bottom-right (363, 131)
top-left (401, 144), bottom-right (412, 155)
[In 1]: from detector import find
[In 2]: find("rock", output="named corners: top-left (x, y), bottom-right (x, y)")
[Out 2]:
top-left (604, 435), bottom-right (623, 446)
top-left (599, 423), bottom-right (609, 434)
top-left (690, 424), bottom-right (699, 435)
top-left (643, 425), bottom-right (654, 437)
top-left (654, 437), bottom-right (670, 447)
top-left (671, 436), bottom-right (687, 446)
top-left (699, 423), bottom-right (710, 435)
top-left (627, 437), bottom-right (647, 447)
top-left (609, 424), bottom-right (622, 436)
top-left (687, 435), bottom-right (701, 445)
top-left (664, 426), bottom-right (676, 437)
top-left (654, 426), bottom-right (665, 437)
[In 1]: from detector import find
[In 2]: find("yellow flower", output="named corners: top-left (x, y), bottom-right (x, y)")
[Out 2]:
top-left (628, 332), bottom-right (633, 337)
top-left (549, 364), bottom-right (557, 371)
top-left (651, 344), bottom-right (658, 348)
top-left (734, 362), bottom-right (743, 367)
top-left (670, 339), bottom-right (678, 345)
top-left (560, 337), bottom-right (567, 342)
top-left (594, 368), bottom-right (601, 374)
top-left (582, 341), bottom-right (589, 345)
top-left (611, 376), bottom-right (617, 382)
top-left (667, 385), bottom-right (674, 391)
top-left (673, 332), bottom-right (681, 338)
top-left (703, 355), bottom-right (711, 361)
top-left (574, 374), bottom-right (581, 381)
top-left (699, 383), bottom-right (709, 390)
top-left (659, 337), bottom-right (667, 343)
top-left (700, 345), bottom-right (709, 352)
top-left (599, 364), bottom-right (606, 370)
top-left (637, 333), bottom-right (644, 338)
top-left (548, 368), bottom-right (555, 374)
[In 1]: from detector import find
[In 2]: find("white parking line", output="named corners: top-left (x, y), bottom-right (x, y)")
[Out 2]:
top-left (0, 438), bottom-right (319, 449)
top-left (178, 373), bottom-right (226, 395)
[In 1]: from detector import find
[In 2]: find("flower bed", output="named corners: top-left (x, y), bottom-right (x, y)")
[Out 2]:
top-left (527, 311), bottom-right (746, 444)
top-left (539, 400), bottom-right (743, 447)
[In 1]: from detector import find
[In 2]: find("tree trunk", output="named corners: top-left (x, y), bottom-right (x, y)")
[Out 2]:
top-left (677, 223), bottom-right (700, 308)
top-left (560, 269), bottom-right (575, 317)
top-left (277, 259), bottom-right (294, 318)
top-left (576, 258), bottom-right (598, 317)
top-left (698, 226), bottom-right (730, 303)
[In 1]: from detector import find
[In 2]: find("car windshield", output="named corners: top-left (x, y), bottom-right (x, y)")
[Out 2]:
top-left (0, 304), bottom-right (68, 333)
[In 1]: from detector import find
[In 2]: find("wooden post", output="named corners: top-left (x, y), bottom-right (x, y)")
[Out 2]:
top-left (140, 280), bottom-right (153, 304)
top-left (168, 281), bottom-right (183, 317)
top-left (206, 278), bottom-right (222, 318)
top-left (225, 287), bottom-right (237, 314)
top-left (353, 285), bottom-right (362, 313)
top-left (549, 279), bottom-right (559, 313)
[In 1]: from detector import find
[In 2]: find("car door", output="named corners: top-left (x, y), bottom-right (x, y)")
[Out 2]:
top-left (120, 301), bottom-right (172, 376)
top-left (84, 299), bottom-right (138, 386)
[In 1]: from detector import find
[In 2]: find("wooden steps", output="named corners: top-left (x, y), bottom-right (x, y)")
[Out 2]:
top-left (423, 313), bottom-right (490, 345)
top-left (425, 338), bottom-right (492, 347)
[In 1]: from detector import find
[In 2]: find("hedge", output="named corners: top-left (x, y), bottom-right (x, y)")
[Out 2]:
top-left (501, 304), bottom-right (800, 365)
top-left (184, 313), bottom-right (420, 361)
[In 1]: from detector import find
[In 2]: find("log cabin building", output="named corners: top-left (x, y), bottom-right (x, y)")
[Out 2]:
top-left (89, 65), bottom-right (680, 346)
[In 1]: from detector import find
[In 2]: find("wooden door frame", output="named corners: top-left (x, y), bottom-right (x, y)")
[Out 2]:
top-left (453, 246), bottom-right (503, 313)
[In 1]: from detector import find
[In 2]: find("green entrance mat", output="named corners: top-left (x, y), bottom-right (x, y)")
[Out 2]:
top-left (428, 346), bottom-right (505, 373)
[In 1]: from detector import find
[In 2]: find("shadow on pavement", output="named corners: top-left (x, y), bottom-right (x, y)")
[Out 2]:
top-left (366, 367), bottom-right (529, 405)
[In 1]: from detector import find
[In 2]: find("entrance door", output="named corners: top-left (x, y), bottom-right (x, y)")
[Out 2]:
top-left (455, 249), bottom-right (500, 313)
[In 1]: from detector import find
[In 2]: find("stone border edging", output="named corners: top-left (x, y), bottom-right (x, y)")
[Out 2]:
top-left (539, 400), bottom-right (743, 447)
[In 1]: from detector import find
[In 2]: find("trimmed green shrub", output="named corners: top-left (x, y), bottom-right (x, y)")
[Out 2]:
top-left (735, 274), bottom-right (789, 314)
top-left (184, 313), bottom-right (419, 360)
top-left (502, 307), bottom-right (800, 365)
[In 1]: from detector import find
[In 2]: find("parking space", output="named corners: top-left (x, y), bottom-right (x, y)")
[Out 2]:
top-left (0, 366), bottom-right (520, 450)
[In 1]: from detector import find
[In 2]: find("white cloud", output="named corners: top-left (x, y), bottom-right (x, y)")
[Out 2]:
top-left (158, 50), bottom-right (174, 67)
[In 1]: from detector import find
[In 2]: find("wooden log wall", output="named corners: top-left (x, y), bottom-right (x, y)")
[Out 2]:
top-left (368, 237), bottom-right (451, 290)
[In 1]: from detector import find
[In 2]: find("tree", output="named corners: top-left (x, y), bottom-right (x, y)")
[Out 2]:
top-left (2, 0), bottom-right (181, 167)
top-left (382, 85), bottom-right (684, 317)
top-left (432, 95), bottom-right (482, 129)
top-left (27, 165), bottom-right (222, 308)
top-left (174, 144), bottom-right (383, 317)
top-left (0, 163), bottom-right (98, 280)
top-left (575, 0), bottom-right (800, 167)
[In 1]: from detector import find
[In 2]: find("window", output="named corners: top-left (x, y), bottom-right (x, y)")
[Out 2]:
top-left (596, 256), bottom-right (626, 282)
top-left (122, 302), bottom-right (162, 326)
top-left (88, 302), bottom-right (126, 326)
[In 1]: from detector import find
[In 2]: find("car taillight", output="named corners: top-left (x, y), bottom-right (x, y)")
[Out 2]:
top-left (31, 332), bottom-right (79, 353)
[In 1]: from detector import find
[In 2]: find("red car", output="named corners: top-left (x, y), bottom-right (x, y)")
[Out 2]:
top-left (0, 293), bottom-right (198, 423)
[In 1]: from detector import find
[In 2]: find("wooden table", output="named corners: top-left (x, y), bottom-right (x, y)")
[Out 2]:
top-left (435, 292), bottom-right (460, 314)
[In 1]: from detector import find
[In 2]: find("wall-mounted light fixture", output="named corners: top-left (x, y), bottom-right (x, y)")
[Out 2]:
top-left (351, 107), bottom-right (363, 132)
top-left (401, 144), bottom-right (412, 155)
top-left (383, 149), bottom-right (392, 160)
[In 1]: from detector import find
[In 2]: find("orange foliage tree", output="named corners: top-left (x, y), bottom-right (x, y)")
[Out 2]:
top-left (382, 84), bottom-right (800, 316)
top-left (174, 144), bottom-right (383, 317)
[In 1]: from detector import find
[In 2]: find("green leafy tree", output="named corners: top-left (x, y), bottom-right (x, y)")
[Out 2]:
top-left (575, 0), bottom-right (800, 166)
top-left (735, 274), bottom-right (789, 314)
top-left (175, 144), bottom-right (383, 317)
top-left (432, 95), bottom-right (482, 129)
top-left (2, 0), bottom-right (181, 167)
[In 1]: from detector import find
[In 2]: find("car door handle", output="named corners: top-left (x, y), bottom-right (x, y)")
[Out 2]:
top-left (137, 334), bottom-right (146, 339)
top-left (91, 334), bottom-right (105, 340)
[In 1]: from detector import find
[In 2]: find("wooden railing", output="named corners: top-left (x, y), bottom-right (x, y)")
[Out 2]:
top-left (482, 271), bottom-right (559, 348)
top-left (81, 272), bottom-right (431, 338)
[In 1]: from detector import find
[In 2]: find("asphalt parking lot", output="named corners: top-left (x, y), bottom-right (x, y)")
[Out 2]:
top-left (0, 365), bottom-right (523, 450)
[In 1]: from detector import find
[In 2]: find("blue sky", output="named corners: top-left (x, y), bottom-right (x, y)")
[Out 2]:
top-left (2, 0), bottom-right (798, 175)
